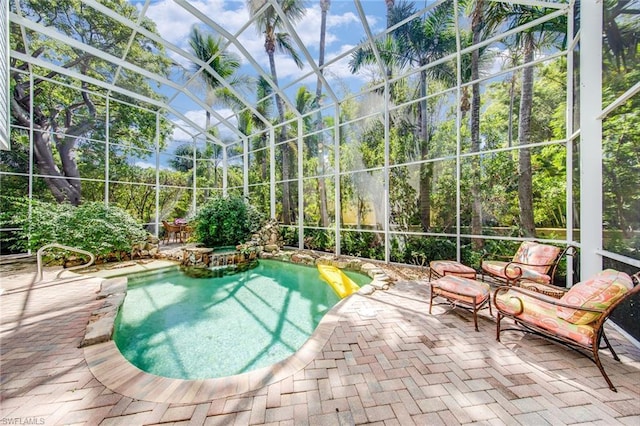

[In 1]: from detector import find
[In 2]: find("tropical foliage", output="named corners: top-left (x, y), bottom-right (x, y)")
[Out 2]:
top-left (194, 195), bottom-right (264, 248)
top-left (0, 197), bottom-right (147, 258)
top-left (3, 0), bottom-right (638, 270)
top-left (8, 0), bottom-right (173, 206)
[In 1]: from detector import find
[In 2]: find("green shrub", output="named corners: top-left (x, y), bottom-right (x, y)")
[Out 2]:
top-left (280, 226), bottom-right (298, 246)
top-left (0, 196), bottom-right (147, 258)
top-left (194, 195), bottom-right (263, 247)
top-left (404, 237), bottom-right (457, 265)
top-left (303, 229), bottom-right (335, 252)
top-left (341, 231), bottom-right (384, 260)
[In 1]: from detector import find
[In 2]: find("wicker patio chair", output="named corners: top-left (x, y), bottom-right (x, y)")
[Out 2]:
top-left (161, 220), bottom-right (182, 244)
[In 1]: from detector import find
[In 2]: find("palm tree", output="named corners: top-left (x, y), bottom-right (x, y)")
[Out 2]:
top-left (484, 3), bottom-right (566, 237)
top-left (351, 1), bottom-right (457, 231)
top-left (189, 27), bottom-right (243, 128)
top-left (189, 27), bottom-right (244, 196)
top-left (469, 0), bottom-right (486, 249)
top-left (315, 0), bottom-right (330, 227)
top-left (247, 0), bottom-right (306, 225)
top-left (603, 0), bottom-right (640, 73)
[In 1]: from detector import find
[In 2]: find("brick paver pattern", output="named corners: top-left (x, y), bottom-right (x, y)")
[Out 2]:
top-left (1, 267), bottom-right (640, 425)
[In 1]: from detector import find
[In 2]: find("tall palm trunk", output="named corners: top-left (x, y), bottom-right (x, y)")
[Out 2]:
top-left (267, 47), bottom-right (292, 224)
top-left (385, 0), bottom-right (395, 95)
top-left (507, 72), bottom-right (517, 147)
top-left (517, 35), bottom-right (536, 237)
top-left (470, 0), bottom-right (484, 249)
top-left (316, 0), bottom-right (330, 227)
top-left (418, 68), bottom-right (431, 231)
top-left (205, 111), bottom-right (211, 198)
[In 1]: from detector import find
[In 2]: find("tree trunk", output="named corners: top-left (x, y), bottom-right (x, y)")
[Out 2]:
top-left (11, 96), bottom-right (82, 205)
top-left (268, 49), bottom-right (291, 225)
top-left (316, 0), bottom-right (330, 227)
top-left (418, 68), bottom-right (430, 231)
top-left (261, 134), bottom-right (268, 181)
top-left (205, 111), bottom-right (211, 199)
top-left (385, 0), bottom-right (395, 97)
top-left (470, 0), bottom-right (484, 250)
top-left (507, 72), bottom-right (516, 147)
top-left (517, 36), bottom-right (536, 237)
top-left (34, 130), bottom-right (82, 205)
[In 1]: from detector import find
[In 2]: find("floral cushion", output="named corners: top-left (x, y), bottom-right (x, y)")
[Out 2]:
top-left (430, 260), bottom-right (476, 279)
top-left (495, 289), bottom-right (595, 347)
top-left (482, 260), bottom-right (552, 284)
top-left (556, 269), bottom-right (633, 325)
top-left (512, 241), bottom-right (561, 275)
top-left (432, 275), bottom-right (490, 305)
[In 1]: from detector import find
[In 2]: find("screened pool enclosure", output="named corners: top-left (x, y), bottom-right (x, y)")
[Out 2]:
top-left (2, 0), bottom-right (639, 286)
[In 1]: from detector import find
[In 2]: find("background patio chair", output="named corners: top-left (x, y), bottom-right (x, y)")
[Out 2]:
top-left (494, 269), bottom-right (640, 392)
top-left (161, 220), bottom-right (182, 244)
top-left (481, 241), bottom-right (576, 294)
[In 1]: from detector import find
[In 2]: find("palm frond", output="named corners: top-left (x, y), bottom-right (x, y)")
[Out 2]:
top-left (275, 32), bottom-right (303, 69)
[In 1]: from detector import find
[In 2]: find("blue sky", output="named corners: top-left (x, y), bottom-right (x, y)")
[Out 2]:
top-left (138, 0), bottom-right (402, 142)
top-left (134, 1), bottom-right (517, 146)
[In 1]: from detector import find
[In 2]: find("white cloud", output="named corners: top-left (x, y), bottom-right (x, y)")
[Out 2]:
top-left (134, 160), bottom-right (171, 171)
top-left (294, 6), bottom-right (361, 48)
top-left (170, 108), bottom-right (239, 143)
top-left (146, 0), bottom-right (249, 45)
top-left (146, 0), bottom-right (250, 67)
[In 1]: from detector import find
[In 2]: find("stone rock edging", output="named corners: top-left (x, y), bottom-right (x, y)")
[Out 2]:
top-left (80, 277), bottom-right (127, 348)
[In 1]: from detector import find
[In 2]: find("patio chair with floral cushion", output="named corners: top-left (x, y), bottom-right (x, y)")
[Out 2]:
top-left (481, 241), bottom-right (577, 297)
top-left (494, 269), bottom-right (640, 392)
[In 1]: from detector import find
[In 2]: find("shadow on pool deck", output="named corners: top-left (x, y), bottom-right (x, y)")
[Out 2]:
top-left (1, 260), bottom-right (640, 425)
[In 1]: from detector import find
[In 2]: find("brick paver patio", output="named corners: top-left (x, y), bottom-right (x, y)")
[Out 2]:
top-left (1, 262), bottom-right (639, 425)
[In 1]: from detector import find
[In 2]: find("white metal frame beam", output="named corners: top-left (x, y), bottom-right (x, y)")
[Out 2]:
top-left (579, 0), bottom-right (603, 278)
top-left (175, 0), bottom-right (301, 120)
top-left (10, 12), bottom-right (235, 144)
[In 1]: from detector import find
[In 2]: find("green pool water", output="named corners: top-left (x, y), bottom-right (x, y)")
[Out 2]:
top-left (114, 259), bottom-right (370, 380)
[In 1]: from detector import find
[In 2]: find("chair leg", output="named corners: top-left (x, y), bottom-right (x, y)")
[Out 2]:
top-left (602, 332), bottom-right (620, 362)
top-left (496, 313), bottom-right (502, 341)
top-left (429, 284), bottom-right (434, 314)
top-left (472, 300), bottom-right (479, 332)
top-left (592, 342), bottom-right (617, 392)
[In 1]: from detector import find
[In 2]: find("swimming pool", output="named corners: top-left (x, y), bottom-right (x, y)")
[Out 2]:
top-left (114, 259), bottom-right (370, 380)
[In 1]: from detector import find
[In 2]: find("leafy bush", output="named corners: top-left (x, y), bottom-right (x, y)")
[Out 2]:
top-left (0, 196), bottom-right (147, 258)
top-left (194, 195), bottom-right (263, 247)
top-left (280, 226), bottom-right (298, 247)
top-left (341, 231), bottom-right (384, 260)
top-left (401, 237), bottom-right (457, 265)
top-left (303, 229), bottom-right (335, 252)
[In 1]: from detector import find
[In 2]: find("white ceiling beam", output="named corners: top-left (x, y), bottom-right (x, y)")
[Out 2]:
top-left (110, 0), bottom-right (150, 92)
top-left (354, 0), bottom-right (388, 80)
top-left (488, 0), bottom-right (569, 10)
top-left (82, 0), bottom-right (272, 127)
top-left (11, 12), bottom-right (243, 140)
top-left (10, 49), bottom-right (224, 146)
top-left (174, 0), bottom-right (301, 118)
top-left (268, 0), bottom-right (339, 105)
